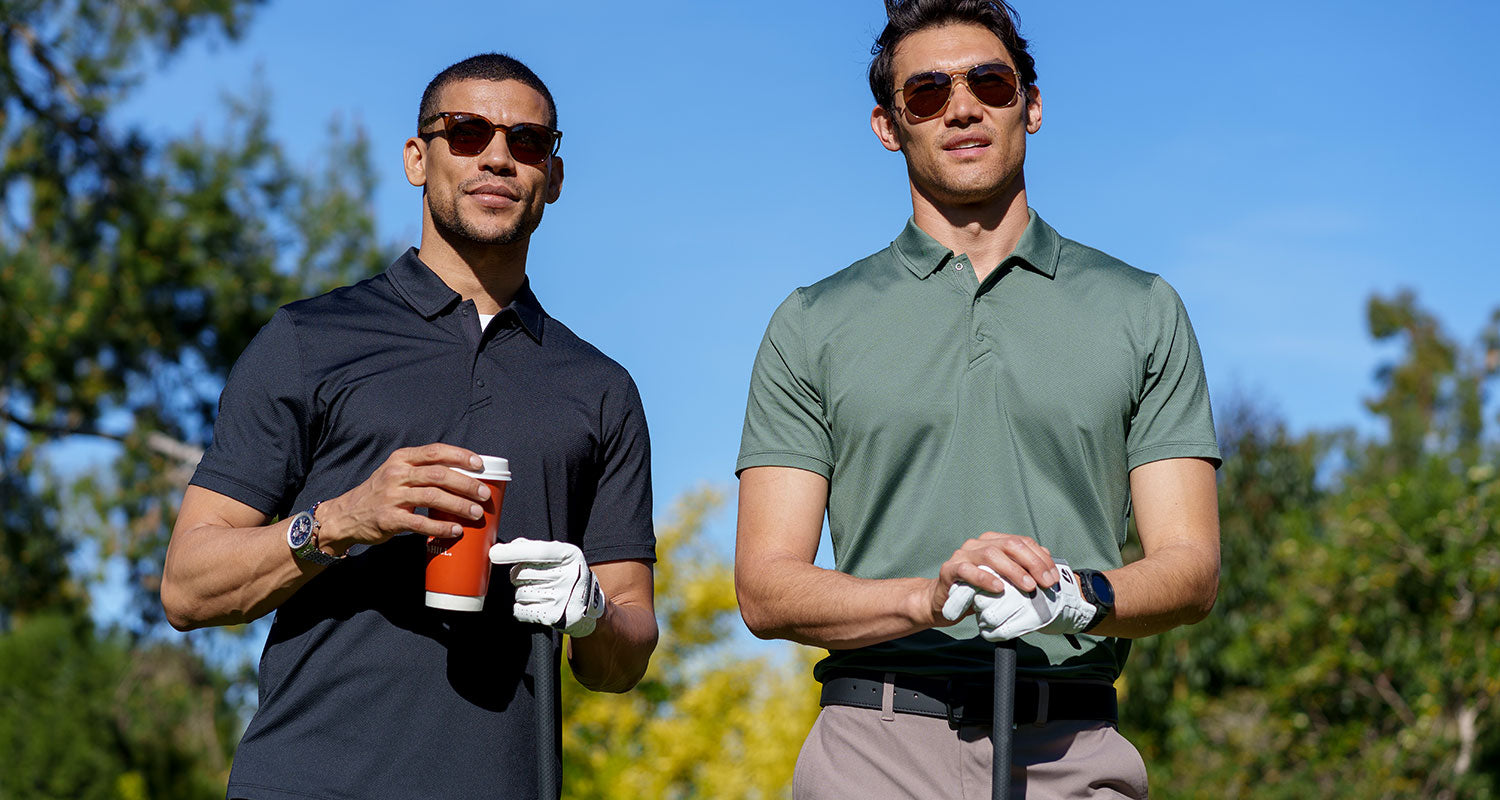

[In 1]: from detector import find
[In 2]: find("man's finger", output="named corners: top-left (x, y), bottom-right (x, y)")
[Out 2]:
top-left (943, 582), bottom-right (976, 621)
top-left (490, 538), bottom-right (580, 566)
top-left (397, 442), bottom-right (483, 469)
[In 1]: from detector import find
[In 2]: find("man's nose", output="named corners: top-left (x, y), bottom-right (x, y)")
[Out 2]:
top-left (477, 131), bottom-right (517, 174)
top-left (943, 77), bottom-right (985, 124)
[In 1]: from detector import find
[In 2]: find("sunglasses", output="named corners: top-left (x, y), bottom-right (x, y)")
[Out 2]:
top-left (895, 62), bottom-right (1024, 122)
top-left (418, 112), bottom-right (562, 164)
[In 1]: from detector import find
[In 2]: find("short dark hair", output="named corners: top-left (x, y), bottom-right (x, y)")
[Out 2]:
top-left (418, 53), bottom-right (558, 131)
top-left (868, 0), bottom-right (1037, 112)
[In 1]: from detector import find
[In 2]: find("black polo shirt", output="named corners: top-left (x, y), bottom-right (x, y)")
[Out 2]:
top-left (190, 248), bottom-right (655, 800)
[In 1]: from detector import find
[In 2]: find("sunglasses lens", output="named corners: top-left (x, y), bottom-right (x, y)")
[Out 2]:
top-left (902, 72), bottom-right (952, 119)
top-left (446, 117), bottom-right (494, 155)
top-left (968, 64), bottom-right (1020, 108)
top-left (505, 124), bottom-right (553, 165)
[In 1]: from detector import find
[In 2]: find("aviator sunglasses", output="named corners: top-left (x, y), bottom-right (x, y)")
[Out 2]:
top-left (895, 62), bottom-right (1024, 121)
top-left (418, 112), bottom-right (562, 164)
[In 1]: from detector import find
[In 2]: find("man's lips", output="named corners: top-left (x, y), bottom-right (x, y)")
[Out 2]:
top-left (464, 183), bottom-right (520, 207)
top-left (942, 135), bottom-right (992, 152)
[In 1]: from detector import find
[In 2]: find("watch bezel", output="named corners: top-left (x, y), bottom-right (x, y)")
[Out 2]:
top-left (288, 512), bottom-right (314, 549)
top-left (288, 508), bottom-right (338, 566)
top-left (1078, 569), bottom-right (1114, 633)
top-left (1086, 570), bottom-right (1115, 611)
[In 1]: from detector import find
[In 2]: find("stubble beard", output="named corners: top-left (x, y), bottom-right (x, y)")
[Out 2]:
top-left (429, 191), bottom-right (545, 247)
top-left (903, 126), bottom-right (1025, 209)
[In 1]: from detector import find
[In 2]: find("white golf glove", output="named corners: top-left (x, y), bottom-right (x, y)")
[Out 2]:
top-left (489, 538), bottom-right (605, 637)
top-left (943, 562), bottom-right (1099, 641)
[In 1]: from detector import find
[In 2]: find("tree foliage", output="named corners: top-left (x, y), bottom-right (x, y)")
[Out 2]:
top-left (1124, 292), bottom-right (1500, 798)
top-left (2, 3), bottom-right (389, 797)
top-left (1, 0), bottom-right (390, 627)
top-left (0, 613), bottom-right (239, 799)
top-left (562, 487), bottom-right (823, 800)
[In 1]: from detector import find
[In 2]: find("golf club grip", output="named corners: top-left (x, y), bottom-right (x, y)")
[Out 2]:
top-left (532, 627), bottom-right (559, 800)
top-left (993, 641), bottom-right (1017, 800)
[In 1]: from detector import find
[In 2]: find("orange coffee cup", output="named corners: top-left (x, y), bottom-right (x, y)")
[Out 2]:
top-left (425, 455), bottom-right (511, 611)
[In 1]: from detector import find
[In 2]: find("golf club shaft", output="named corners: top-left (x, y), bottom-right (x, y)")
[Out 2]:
top-left (993, 641), bottom-right (1017, 800)
top-left (532, 627), bottom-right (558, 800)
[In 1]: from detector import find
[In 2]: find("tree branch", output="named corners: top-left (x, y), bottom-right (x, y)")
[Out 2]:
top-left (1, 408), bottom-right (202, 465)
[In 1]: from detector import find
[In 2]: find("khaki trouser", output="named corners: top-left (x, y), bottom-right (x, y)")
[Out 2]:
top-left (794, 705), bottom-right (1149, 800)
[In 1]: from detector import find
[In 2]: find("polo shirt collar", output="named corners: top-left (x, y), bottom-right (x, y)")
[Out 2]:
top-left (506, 281), bottom-right (546, 343)
top-left (891, 208), bottom-right (1062, 280)
top-left (386, 247), bottom-right (546, 342)
top-left (388, 248), bottom-right (461, 318)
top-left (892, 218), bottom-right (955, 278)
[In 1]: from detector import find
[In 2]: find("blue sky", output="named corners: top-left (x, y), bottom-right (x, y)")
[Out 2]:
top-left (113, 0), bottom-right (1499, 541)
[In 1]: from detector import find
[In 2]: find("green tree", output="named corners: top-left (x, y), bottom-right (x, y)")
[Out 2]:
top-left (1, 0), bottom-right (390, 627)
top-left (0, 613), bottom-right (239, 799)
top-left (562, 488), bottom-right (823, 800)
top-left (1124, 292), bottom-right (1500, 798)
top-left (2, 3), bottom-right (392, 798)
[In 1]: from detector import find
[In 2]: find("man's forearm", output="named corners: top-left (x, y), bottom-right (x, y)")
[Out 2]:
top-left (1087, 540), bottom-right (1218, 638)
top-left (1093, 457), bottom-right (1221, 638)
top-left (567, 598), bottom-right (659, 692)
top-left (737, 554), bottom-right (940, 650)
top-left (162, 517), bottom-right (317, 630)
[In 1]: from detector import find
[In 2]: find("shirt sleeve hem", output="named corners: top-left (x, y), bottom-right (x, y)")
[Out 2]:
top-left (735, 451), bottom-right (834, 479)
top-left (582, 543), bottom-right (657, 565)
top-left (188, 471), bottom-right (284, 517)
top-left (1126, 442), bottom-right (1222, 472)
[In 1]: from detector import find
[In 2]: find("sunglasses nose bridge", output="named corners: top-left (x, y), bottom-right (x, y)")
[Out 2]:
top-left (942, 73), bottom-right (986, 120)
top-left (474, 126), bottom-right (521, 169)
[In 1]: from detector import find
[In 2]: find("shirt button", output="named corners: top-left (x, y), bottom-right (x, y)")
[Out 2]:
top-left (460, 307), bottom-right (469, 315)
top-left (954, 262), bottom-right (964, 271)
top-left (476, 378), bottom-right (486, 388)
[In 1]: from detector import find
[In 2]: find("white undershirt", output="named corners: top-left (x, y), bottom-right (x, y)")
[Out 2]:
top-left (478, 313), bottom-right (497, 333)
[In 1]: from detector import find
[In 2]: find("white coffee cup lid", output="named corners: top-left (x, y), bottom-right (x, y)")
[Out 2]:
top-left (450, 455), bottom-right (510, 481)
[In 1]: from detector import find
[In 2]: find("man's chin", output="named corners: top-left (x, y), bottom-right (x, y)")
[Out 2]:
top-left (926, 183), bottom-right (1010, 208)
top-left (437, 212), bottom-right (543, 248)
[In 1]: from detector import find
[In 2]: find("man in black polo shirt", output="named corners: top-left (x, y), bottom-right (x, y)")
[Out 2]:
top-left (161, 53), bottom-right (657, 800)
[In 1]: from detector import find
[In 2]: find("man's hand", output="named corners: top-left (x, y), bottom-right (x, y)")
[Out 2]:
top-left (490, 539), bottom-right (605, 637)
top-left (316, 444), bottom-right (492, 554)
top-left (944, 562), bottom-right (1098, 641)
top-left (925, 531), bottom-right (1060, 627)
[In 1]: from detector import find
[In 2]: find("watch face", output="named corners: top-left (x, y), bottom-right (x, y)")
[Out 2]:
top-left (288, 514), bottom-right (312, 548)
top-left (1089, 571), bottom-right (1115, 607)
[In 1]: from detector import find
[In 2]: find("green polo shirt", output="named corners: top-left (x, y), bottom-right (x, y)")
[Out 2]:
top-left (737, 209), bottom-right (1220, 683)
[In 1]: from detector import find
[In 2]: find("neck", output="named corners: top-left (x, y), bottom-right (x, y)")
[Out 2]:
top-left (909, 172), bottom-right (1030, 282)
top-left (415, 211), bottom-right (529, 315)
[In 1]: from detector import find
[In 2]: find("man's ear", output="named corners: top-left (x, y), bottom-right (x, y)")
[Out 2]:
top-left (1024, 85), bottom-right (1042, 134)
top-left (871, 105), bottom-right (904, 153)
top-left (403, 136), bottom-right (427, 187)
top-left (544, 155), bottom-right (563, 204)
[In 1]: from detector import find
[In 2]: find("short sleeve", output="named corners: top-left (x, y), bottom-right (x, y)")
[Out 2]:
top-left (189, 309), bottom-right (312, 517)
top-left (579, 374), bottom-right (655, 564)
top-left (1125, 277), bottom-right (1221, 471)
top-left (737, 290), bottom-right (835, 478)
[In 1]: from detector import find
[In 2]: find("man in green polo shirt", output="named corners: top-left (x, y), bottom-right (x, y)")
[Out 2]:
top-left (735, 1), bottom-right (1221, 797)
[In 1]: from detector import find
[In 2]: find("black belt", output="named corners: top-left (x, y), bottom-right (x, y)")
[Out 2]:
top-left (820, 671), bottom-right (1117, 728)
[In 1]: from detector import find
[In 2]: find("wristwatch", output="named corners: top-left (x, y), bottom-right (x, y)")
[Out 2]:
top-left (1075, 569), bottom-right (1115, 633)
top-left (287, 501), bottom-right (340, 566)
